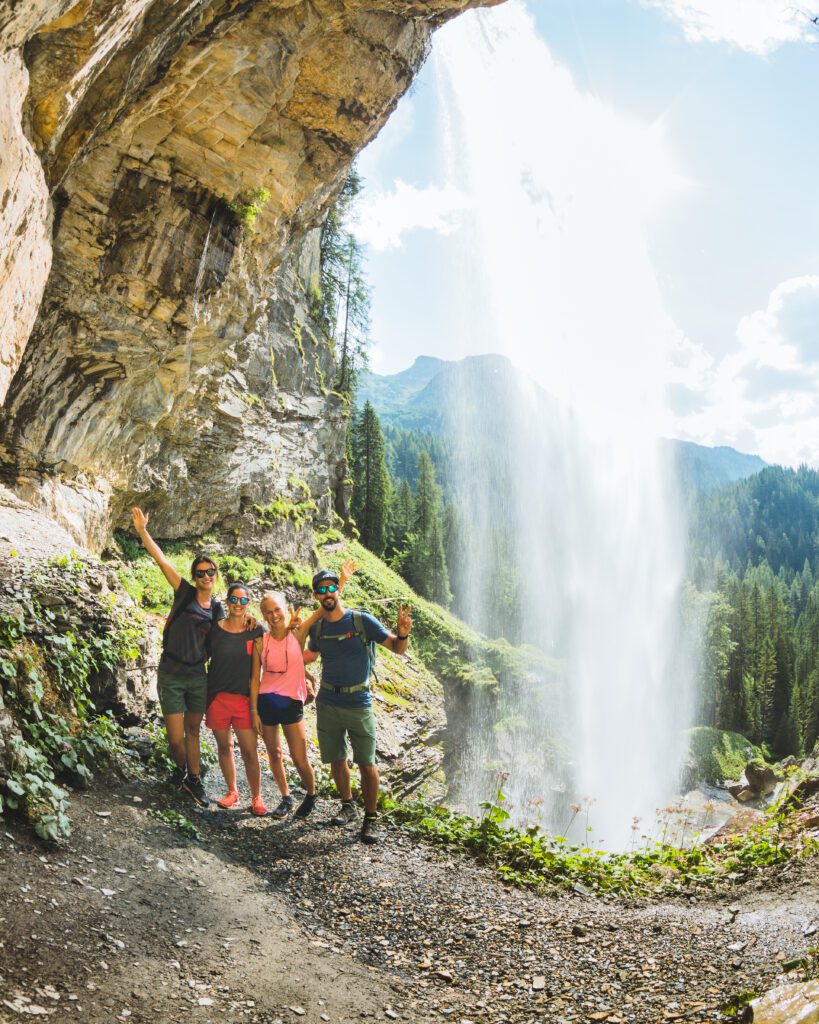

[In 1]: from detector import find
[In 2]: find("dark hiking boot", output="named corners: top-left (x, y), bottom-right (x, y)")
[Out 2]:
top-left (294, 794), bottom-right (318, 820)
top-left (182, 773), bottom-right (210, 808)
top-left (169, 764), bottom-right (188, 791)
top-left (330, 799), bottom-right (358, 826)
top-left (360, 812), bottom-right (382, 845)
top-left (271, 795), bottom-right (294, 819)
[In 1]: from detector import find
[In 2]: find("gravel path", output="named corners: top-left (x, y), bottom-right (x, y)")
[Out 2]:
top-left (214, 800), bottom-right (818, 1024)
top-left (1, 770), bottom-right (817, 1024)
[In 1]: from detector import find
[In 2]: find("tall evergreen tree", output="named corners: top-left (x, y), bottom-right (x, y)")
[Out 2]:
top-left (318, 167), bottom-right (370, 398)
top-left (405, 452), bottom-right (452, 607)
top-left (387, 478), bottom-right (414, 562)
top-left (350, 402), bottom-right (389, 557)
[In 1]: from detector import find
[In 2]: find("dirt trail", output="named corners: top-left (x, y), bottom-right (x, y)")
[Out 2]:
top-left (1, 770), bottom-right (817, 1024)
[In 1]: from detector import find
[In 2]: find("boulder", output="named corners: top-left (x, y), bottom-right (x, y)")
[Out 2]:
top-left (744, 761), bottom-right (780, 796)
top-left (745, 980), bottom-right (819, 1023)
top-left (726, 760), bottom-right (781, 803)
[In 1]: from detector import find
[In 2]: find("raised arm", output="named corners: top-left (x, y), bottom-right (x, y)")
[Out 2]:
top-left (339, 558), bottom-right (357, 589)
top-left (289, 606), bottom-right (324, 650)
top-left (130, 507), bottom-right (182, 591)
top-left (381, 603), bottom-right (412, 655)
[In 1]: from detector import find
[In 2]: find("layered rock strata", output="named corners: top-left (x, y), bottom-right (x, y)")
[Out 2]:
top-left (0, 0), bottom-right (498, 552)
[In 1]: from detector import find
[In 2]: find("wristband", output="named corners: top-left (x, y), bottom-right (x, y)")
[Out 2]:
top-left (396, 633), bottom-right (409, 640)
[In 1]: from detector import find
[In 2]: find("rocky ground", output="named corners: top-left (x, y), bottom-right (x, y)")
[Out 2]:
top-left (2, 757), bottom-right (818, 1024)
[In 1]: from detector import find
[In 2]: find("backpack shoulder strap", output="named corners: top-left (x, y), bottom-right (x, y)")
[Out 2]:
top-left (309, 617), bottom-right (325, 648)
top-left (352, 609), bottom-right (378, 683)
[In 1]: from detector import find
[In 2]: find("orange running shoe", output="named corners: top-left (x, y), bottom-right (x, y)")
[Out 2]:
top-left (250, 794), bottom-right (268, 816)
top-left (217, 790), bottom-right (240, 809)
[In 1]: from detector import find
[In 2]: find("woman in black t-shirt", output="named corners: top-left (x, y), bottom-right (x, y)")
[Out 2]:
top-left (205, 583), bottom-right (267, 814)
top-left (131, 507), bottom-right (228, 807)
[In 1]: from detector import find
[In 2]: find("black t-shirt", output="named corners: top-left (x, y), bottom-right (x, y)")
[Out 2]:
top-left (207, 623), bottom-right (264, 698)
top-left (159, 580), bottom-right (225, 678)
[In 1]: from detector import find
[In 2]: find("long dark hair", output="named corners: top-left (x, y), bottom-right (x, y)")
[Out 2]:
top-left (190, 553), bottom-right (218, 578)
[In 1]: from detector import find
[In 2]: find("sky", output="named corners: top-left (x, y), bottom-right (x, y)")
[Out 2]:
top-left (351, 0), bottom-right (819, 468)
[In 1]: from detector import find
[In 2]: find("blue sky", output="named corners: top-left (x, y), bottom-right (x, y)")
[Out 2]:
top-left (353, 0), bottom-right (819, 466)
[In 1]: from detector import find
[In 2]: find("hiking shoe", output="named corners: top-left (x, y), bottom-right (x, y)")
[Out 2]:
top-left (250, 794), bottom-right (268, 816)
top-left (169, 764), bottom-right (187, 790)
top-left (271, 795), bottom-right (294, 819)
top-left (360, 812), bottom-right (382, 845)
top-left (182, 773), bottom-right (210, 808)
top-left (330, 799), bottom-right (358, 826)
top-left (217, 789), bottom-right (240, 809)
top-left (294, 794), bottom-right (318, 820)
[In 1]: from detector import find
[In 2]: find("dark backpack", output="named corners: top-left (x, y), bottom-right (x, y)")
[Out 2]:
top-left (163, 584), bottom-right (224, 664)
top-left (310, 610), bottom-right (379, 684)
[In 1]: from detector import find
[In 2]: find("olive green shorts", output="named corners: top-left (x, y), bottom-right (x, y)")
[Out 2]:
top-left (315, 702), bottom-right (377, 766)
top-left (157, 668), bottom-right (207, 716)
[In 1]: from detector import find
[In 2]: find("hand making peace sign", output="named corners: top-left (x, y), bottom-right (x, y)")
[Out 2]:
top-left (396, 603), bottom-right (413, 639)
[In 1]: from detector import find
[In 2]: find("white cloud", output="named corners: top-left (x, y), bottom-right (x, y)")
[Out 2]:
top-left (672, 276), bottom-right (819, 466)
top-left (352, 181), bottom-right (470, 251)
top-left (643, 0), bottom-right (819, 55)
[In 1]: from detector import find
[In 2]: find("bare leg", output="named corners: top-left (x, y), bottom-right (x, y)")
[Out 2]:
top-left (213, 728), bottom-right (236, 792)
top-left (163, 713), bottom-right (187, 769)
top-left (359, 763), bottom-right (380, 814)
top-left (331, 759), bottom-right (353, 802)
top-left (235, 728), bottom-right (262, 798)
top-left (184, 712), bottom-right (204, 776)
top-left (282, 721), bottom-right (316, 796)
top-left (261, 725), bottom-right (290, 797)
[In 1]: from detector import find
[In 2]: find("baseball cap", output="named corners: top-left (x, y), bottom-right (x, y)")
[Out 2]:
top-left (312, 569), bottom-right (340, 591)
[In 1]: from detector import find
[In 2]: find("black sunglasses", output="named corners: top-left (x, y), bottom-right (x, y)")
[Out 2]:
top-left (228, 595), bottom-right (250, 605)
top-left (193, 567), bottom-right (217, 578)
top-left (315, 584), bottom-right (339, 595)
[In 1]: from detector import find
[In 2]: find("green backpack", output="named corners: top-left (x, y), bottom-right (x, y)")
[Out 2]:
top-left (310, 610), bottom-right (379, 684)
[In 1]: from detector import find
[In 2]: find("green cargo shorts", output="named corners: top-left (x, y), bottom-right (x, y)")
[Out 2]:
top-left (316, 702), bottom-right (377, 766)
top-left (157, 668), bottom-right (207, 716)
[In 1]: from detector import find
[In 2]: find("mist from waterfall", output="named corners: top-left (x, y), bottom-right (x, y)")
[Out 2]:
top-left (431, 4), bottom-right (695, 849)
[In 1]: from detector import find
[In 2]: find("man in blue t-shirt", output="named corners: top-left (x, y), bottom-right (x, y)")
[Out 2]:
top-left (305, 569), bottom-right (412, 844)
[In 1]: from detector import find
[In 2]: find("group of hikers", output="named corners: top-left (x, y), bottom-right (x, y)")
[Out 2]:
top-left (130, 507), bottom-right (413, 845)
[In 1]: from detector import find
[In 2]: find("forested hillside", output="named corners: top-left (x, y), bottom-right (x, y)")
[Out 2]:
top-left (690, 465), bottom-right (819, 758)
top-left (354, 359), bottom-right (819, 762)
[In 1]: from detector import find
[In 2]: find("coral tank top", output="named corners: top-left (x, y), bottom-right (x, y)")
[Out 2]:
top-left (259, 631), bottom-right (307, 702)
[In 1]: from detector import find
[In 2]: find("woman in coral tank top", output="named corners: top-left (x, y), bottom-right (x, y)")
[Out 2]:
top-left (251, 590), bottom-right (322, 819)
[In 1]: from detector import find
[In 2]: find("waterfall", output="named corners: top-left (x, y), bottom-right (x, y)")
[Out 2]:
top-left (192, 208), bottom-right (216, 323)
top-left (432, 3), bottom-right (694, 849)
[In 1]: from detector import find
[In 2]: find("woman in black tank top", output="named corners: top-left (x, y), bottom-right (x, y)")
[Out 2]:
top-left (130, 507), bottom-right (254, 808)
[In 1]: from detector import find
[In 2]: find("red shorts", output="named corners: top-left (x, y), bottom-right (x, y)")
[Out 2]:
top-left (205, 692), bottom-right (253, 732)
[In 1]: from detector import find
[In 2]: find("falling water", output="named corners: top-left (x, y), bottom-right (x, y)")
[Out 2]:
top-left (192, 208), bottom-right (216, 322)
top-left (432, 4), bottom-right (694, 848)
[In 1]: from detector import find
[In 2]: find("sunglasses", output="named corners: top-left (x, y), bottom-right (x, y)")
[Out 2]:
top-left (228, 595), bottom-right (250, 606)
top-left (315, 584), bottom-right (339, 595)
top-left (193, 567), bottom-right (217, 578)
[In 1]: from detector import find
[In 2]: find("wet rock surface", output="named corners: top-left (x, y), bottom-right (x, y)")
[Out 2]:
top-left (0, 0), bottom-right (499, 549)
top-left (2, 767), bottom-right (817, 1024)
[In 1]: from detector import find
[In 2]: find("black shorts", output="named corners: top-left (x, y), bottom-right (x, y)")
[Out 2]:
top-left (257, 692), bottom-right (304, 727)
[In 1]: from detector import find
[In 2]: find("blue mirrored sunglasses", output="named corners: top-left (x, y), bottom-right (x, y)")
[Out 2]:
top-left (228, 595), bottom-right (250, 605)
top-left (315, 584), bottom-right (339, 595)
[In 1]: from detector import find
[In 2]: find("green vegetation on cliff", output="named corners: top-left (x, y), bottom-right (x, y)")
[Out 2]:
top-left (0, 557), bottom-right (146, 838)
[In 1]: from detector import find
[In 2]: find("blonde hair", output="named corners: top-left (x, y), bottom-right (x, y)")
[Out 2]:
top-left (260, 590), bottom-right (288, 613)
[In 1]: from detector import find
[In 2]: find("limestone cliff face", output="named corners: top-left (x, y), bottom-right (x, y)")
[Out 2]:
top-left (0, 0), bottom-right (498, 552)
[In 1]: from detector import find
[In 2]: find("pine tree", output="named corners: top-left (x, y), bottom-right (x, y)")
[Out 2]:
top-left (318, 167), bottom-right (370, 398)
top-left (405, 452), bottom-right (452, 607)
top-left (350, 402), bottom-right (389, 557)
top-left (387, 478), bottom-right (414, 562)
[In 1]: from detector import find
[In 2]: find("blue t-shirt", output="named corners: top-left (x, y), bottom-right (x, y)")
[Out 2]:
top-left (308, 610), bottom-right (389, 708)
